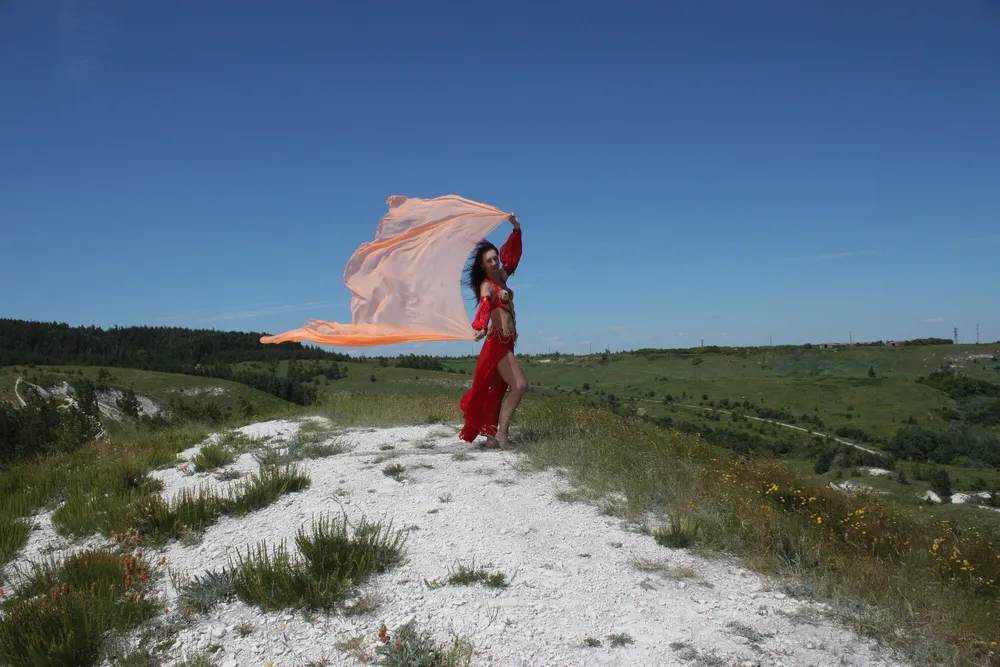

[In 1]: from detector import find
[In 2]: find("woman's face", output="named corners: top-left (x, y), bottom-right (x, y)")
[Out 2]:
top-left (481, 249), bottom-right (499, 274)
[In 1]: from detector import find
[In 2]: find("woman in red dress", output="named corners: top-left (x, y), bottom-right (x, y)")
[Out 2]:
top-left (459, 214), bottom-right (526, 449)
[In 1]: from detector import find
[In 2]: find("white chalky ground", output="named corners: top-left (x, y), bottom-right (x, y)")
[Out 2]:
top-left (4, 418), bottom-right (909, 667)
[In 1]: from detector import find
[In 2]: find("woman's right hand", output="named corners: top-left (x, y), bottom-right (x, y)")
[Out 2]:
top-left (473, 328), bottom-right (486, 342)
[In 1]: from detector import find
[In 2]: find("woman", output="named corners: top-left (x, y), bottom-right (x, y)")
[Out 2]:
top-left (458, 213), bottom-right (527, 449)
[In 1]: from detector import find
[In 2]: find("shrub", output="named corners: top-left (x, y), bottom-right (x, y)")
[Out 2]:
top-left (929, 469), bottom-right (952, 502)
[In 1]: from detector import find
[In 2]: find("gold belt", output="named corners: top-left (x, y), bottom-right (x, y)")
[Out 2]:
top-left (486, 324), bottom-right (517, 341)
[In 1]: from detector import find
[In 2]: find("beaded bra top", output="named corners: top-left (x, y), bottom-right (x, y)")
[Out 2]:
top-left (485, 277), bottom-right (515, 335)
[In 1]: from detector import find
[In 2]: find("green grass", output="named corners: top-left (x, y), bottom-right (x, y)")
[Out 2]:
top-left (653, 512), bottom-right (700, 549)
top-left (191, 443), bottom-right (236, 472)
top-left (382, 463), bottom-right (406, 480)
top-left (229, 513), bottom-right (406, 611)
top-left (229, 464), bottom-right (311, 516)
top-left (0, 549), bottom-right (160, 667)
top-left (374, 620), bottom-right (474, 667)
top-left (49, 462), bottom-right (310, 546)
top-left (253, 430), bottom-right (347, 466)
top-left (441, 563), bottom-right (510, 589)
top-left (425, 561), bottom-right (511, 590)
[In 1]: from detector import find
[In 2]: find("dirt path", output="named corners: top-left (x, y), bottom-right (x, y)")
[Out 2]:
top-left (639, 398), bottom-right (890, 459)
top-left (13, 377), bottom-right (27, 407)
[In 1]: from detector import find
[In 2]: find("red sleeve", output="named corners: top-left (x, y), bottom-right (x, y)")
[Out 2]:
top-left (472, 296), bottom-right (491, 331)
top-left (499, 228), bottom-right (522, 275)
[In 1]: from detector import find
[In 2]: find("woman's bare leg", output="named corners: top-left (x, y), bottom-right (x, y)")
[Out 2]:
top-left (495, 352), bottom-right (528, 448)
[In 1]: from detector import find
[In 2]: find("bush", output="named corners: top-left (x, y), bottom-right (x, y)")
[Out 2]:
top-left (929, 469), bottom-right (952, 502)
top-left (814, 450), bottom-right (833, 475)
top-left (0, 391), bottom-right (101, 466)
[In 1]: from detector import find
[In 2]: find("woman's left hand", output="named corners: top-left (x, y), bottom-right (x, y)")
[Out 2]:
top-left (509, 213), bottom-right (520, 228)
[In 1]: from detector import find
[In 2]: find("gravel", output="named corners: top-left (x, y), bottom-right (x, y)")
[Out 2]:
top-left (4, 418), bottom-right (909, 666)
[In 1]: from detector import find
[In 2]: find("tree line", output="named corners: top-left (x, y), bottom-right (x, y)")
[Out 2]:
top-left (0, 319), bottom-right (353, 369)
top-left (0, 319), bottom-right (359, 406)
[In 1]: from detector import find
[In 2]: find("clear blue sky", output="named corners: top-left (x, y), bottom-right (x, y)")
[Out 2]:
top-left (2, 1), bottom-right (998, 357)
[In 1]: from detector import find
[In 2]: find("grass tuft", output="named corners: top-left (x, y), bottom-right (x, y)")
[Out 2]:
top-left (426, 562), bottom-right (511, 590)
top-left (230, 464), bottom-right (311, 515)
top-left (253, 432), bottom-right (347, 466)
top-left (607, 632), bottom-right (634, 647)
top-left (178, 568), bottom-right (236, 613)
top-left (227, 513), bottom-right (406, 611)
top-left (382, 463), bottom-right (406, 481)
top-left (374, 621), bottom-right (473, 667)
top-left (191, 443), bottom-right (236, 472)
top-left (653, 512), bottom-right (700, 549)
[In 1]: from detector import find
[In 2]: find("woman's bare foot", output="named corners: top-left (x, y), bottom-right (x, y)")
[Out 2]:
top-left (483, 435), bottom-right (501, 449)
top-left (495, 431), bottom-right (513, 450)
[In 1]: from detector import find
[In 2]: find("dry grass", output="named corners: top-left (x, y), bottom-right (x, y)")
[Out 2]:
top-left (508, 398), bottom-right (1000, 666)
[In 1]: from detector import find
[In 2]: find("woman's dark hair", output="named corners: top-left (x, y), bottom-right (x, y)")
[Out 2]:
top-left (464, 240), bottom-right (497, 301)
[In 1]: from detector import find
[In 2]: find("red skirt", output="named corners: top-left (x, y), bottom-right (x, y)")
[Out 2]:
top-left (459, 328), bottom-right (516, 442)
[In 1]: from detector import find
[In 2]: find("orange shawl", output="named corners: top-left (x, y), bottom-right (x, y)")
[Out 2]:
top-left (260, 195), bottom-right (512, 347)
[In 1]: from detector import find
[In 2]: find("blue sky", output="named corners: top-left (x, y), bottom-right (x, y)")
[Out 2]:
top-left (2, 1), bottom-right (998, 357)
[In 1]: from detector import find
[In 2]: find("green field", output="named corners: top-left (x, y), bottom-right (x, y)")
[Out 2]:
top-left (0, 365), bottom-right (292, 419)
top-left (437, 344), bottom-right (998, 441)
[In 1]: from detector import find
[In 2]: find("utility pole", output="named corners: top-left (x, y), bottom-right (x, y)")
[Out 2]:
top-left (589, 341), bottom-right (592, 355)
top-left (953, 327), bottom-right (959, 344)
top-left (849, 330), bottom-right (852, 344)
top-left (769, 334), bottom-right (772, 347)
top-left (977, 323), bottom-right (980, 344)
top-left (700, 338), bottom-right (704, 347)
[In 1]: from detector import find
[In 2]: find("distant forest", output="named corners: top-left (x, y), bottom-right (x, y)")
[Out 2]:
top-left (0, 319), bottom-right (352, 369)
top-left (0, 319), bottom-right (355, 406)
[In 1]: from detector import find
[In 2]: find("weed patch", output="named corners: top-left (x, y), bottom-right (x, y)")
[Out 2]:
top-left (0, 549), bottom-right (159, 667)
top-left (426, 562), bottom-right (510, 590)
top-left (226, 513), bottom-right (405, 612)
top-left (374, 620), bottom-right (473, 667)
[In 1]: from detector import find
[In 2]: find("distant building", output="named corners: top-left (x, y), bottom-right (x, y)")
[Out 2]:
top-left (819, 342), bottom-right (854, 349)
top-left (887, 340), bottom-right (904, 347)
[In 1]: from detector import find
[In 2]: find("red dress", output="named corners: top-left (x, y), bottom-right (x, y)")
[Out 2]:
top-left (459, 229), bottom-right (522, 442)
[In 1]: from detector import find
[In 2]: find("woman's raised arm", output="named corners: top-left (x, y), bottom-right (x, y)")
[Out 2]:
top-left (499, 214), bottom-right (522, 275)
